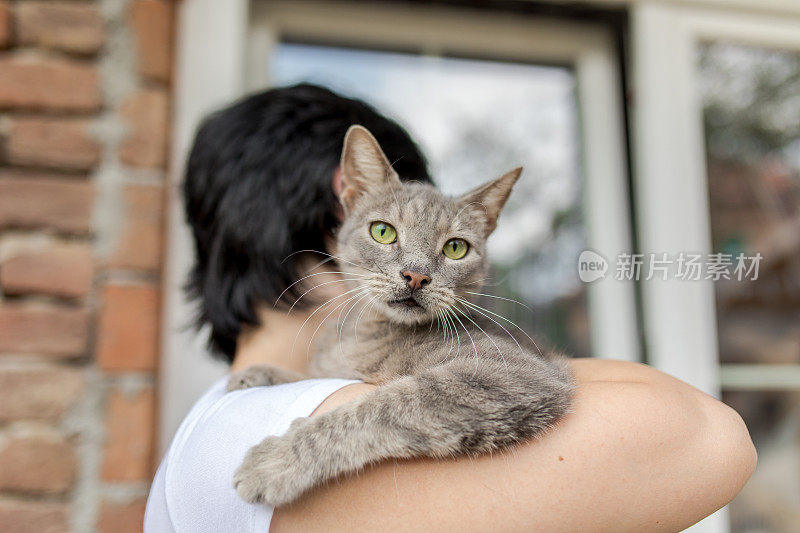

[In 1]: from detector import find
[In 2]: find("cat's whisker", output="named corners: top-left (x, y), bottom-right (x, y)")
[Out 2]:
top-left (465, 270), bottom-right (513, 288)
top-left (287, 278), bottom-right (365, 314)
top-left (445, 308), bottom-right (458, 357)
top-left (444, 308), bottom-right (459, 358)
top-left (283, 249), bottom-right (383, 277)
top-left (335, 290), bottom-right (372, 361)
top-left (339, 290), bottom-right (370, 335)
top-left (443, 308), bottom-right (462, 361)
top-left (453, 300), bottom-right (510, 379)
top-left (289, 286), bottom-right (368, 360)
top-left (455, 298), bottom-right (543, 357)
top-left (447, 306), bottom-right (479, 374)
top-left (307, 255), bottom-right (335, 271)
top-left (289, 288), bottom-right (360, 354)
top-left (437, 308), bottom-right (449, 359)
top-left (464, 277), bottom-right (492, 287)
top-left (435, 311), bottom-right (443, 340)
top-left (430, 310), bottom-right (443, 341)
top-left (368, 278), bottom-right (400, 290)
top-left (452, 313), bottom-right (462, 358)
top-left (315, 292), bottom-right (370, 364)
top-left (337, 287), bottom-right (371, 333)
top-left (353, 294), bottom-right (379, 345)
top-left (306, 288), bottom-right (371, 361)
top-left (440, 310), bottom-right (452, 356)
top-left (462, 291), bottom-right (533, 313)
top-left (274, 271), bottom-right (369, 307)
top-left (436, 309), bottom-right (453, 360)
top-left (453, 301), bottom-right (500, 355)
top-left (337, 291), bottom-right (372, 358)
top-left (456, 297), bottom-right (525, 356)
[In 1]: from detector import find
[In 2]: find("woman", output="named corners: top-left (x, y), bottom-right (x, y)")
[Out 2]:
top-left (145, 84), bottom-right (756, 532)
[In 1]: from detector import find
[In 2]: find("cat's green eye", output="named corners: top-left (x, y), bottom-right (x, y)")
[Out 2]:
top-left (443, 238), bottom-right (469, 260)
top-left (370, 221), bottom-right (397, 244)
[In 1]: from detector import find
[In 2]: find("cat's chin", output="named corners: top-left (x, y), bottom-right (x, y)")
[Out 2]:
top-left (387, 297), bottom-right (423, 310)
top-left (380, 301), bottom-right (433, 325)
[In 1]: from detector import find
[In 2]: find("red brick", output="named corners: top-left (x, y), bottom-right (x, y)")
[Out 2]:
top-left (108, 184), bottom-right (163, 270)
top-left (97, 500), bottom-right (146, 533)
top-left (16, 1), bottom-right (105, 54)
top-left (0, 430), bottom-right (76, 493)
top-left (97, 283), bottom-right (159, 371)
top-left (0, 304), bottom-right (89, 357)
top-left (0, 2), bottom-right (10, 48)
top-left (0, 174), bottom-right (93, 234)
top-left (119, 88), bottom-right (169, 168)
top-left (7, 117), bottom-right (101, 171)
top-left (102, 387), bottom-right (155, 481)
top-left (1, 242), bottom-right (94, 298)
top-left (0, 365), bottom-right (83, 422)
top-left (0, 498), bottom-right (69, 533)
top-left (0, 56), bottom-right (100, 111)
top-left (130, 0), bottom-right (172, 83)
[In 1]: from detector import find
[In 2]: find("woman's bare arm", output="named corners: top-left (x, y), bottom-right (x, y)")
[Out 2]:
top-left (271, 359), bottom-right (756, 532)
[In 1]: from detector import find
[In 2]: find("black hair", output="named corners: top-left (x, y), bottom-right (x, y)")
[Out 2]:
top-left (183, 83), bottom-right (431, 363)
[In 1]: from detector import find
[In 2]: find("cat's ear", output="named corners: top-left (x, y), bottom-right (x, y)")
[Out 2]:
top-left (339, 125), bottom-right (401, 211)
top-left (457, 167), bottom-right (522, 235)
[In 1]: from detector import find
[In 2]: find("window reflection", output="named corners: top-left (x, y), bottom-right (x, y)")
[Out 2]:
top-left (701, 44), bottom-right (800, 361)
top-left (700, 42), bottom-right (800, 532)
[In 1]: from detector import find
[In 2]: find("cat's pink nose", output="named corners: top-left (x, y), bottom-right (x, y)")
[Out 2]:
top-left (401, 270), bottom-right (431, 291)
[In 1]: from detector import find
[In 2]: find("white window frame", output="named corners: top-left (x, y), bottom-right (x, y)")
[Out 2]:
top-left (162, 0), bottom-right (639, 450)
top-left (632, 2), bottom-right (800, 395)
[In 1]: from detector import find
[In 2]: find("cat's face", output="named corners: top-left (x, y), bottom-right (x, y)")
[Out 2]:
top-left (333, 125), bottom-right (521, 325)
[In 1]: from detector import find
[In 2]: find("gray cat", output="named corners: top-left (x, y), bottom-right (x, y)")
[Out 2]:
top-left (228, 125), bottom-right (574, 506)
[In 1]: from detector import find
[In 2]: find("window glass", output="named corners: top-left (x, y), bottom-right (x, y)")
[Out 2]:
top-left (700, 43), bottom-right (800, 368)
top-left (700, 42), bottom-right (800, 531)
top-left (271, 43), bottom-right (590, 355)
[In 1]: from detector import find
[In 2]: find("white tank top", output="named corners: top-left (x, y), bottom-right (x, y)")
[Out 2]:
top-left (144, 377), bottom-right (360, 532)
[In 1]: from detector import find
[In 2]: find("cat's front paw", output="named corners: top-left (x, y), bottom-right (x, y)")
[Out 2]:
top-left (227, 366), bottom-right (305, 392)
top-left (233, 434), bottom-right (316, 506)
top-left (227, 369), bottom-right (266, 392)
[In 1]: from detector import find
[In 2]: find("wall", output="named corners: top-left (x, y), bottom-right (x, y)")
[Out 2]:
top-left (0, 1), bottom-right (173, 531)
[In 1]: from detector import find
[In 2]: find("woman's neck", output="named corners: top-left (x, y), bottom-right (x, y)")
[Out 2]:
top-left (230, 258), bottom-right (346, 373)
top-left (231, 308), bottom-right (316, 373)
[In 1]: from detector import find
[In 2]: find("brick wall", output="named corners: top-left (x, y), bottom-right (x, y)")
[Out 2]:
top-left (0, 1), bottom-right (173, 531)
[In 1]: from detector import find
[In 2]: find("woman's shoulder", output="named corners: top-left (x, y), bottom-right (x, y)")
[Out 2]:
top-left (171, 376), bottom-right (363, 456)
top-left (145, 377), bottom-right (359, 533)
